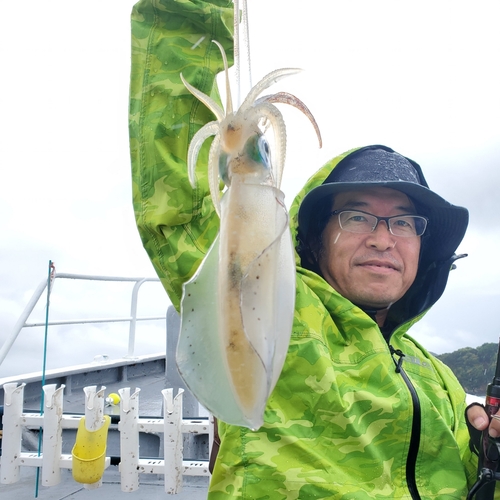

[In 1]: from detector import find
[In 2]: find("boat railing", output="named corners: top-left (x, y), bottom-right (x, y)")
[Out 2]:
top-left (0, 273), bottom-right (164, 368)
top-left (1, 382), bottom-right (211, 492)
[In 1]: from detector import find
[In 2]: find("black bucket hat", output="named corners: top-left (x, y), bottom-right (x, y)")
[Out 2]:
top-left (298, 145), bottom-right (469, 263)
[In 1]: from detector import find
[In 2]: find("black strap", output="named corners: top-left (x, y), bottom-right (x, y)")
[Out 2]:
top-left (209, 417), bottom-right (220, 474)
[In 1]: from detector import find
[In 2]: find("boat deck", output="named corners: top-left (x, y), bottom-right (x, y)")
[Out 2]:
top-left (8, 467), bottom-right (209, 500)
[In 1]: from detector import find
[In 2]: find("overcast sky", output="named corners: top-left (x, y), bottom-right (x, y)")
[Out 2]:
top-left (1, 0), bottom-right (499, 379)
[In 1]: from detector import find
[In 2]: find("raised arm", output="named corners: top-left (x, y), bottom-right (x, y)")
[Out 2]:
top-left (129, 0), bottom-right (234, 309)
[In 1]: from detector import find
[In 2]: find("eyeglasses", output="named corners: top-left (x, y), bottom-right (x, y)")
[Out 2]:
top-left (330, 210), bottom-right (428, 237)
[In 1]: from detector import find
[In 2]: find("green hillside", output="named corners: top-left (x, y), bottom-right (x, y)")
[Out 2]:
top-left (436, 342), bottom-right (499, 396)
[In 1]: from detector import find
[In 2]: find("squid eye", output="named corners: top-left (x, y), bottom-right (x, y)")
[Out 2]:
top-left (245, 134), bottom-right (271, 168)
top-left (258, 136), bottom-right (270, 159)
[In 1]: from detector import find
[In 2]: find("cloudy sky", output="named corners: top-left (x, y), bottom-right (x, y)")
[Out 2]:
top-left (1, 0), bottom-right (499, 378)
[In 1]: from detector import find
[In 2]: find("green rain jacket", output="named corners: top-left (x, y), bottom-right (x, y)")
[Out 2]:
top-left (130, 0), bottom-right (479, 498)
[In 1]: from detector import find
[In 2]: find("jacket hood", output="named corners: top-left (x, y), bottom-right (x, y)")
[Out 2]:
top-left (289, 145), bottom-right (469, 332)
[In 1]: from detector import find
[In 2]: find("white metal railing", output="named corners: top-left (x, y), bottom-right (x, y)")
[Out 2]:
top-left (0, 382), bottom-right (213, 494)
top-left (0, 273), bottom-right (165, 367)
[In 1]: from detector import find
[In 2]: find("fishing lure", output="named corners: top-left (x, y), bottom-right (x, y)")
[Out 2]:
top-left (176, 15), bottom-right (322, 431)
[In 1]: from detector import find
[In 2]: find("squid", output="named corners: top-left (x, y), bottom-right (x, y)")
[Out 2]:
top-left (176, 23), bottom-right (322, 430)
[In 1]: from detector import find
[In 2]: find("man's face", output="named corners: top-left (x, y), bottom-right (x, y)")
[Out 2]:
top-left (318, 187), bottom-right (421, 310)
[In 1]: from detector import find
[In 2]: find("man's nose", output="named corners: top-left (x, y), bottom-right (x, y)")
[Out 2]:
top-left (366, 220), bottom-right (396, 249)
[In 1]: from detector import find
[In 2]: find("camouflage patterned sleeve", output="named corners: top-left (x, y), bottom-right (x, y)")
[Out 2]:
top-left (129, 0), bottom-right (234, 309)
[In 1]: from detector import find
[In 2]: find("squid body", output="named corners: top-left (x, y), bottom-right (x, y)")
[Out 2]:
top-left (176, 42), bottom-right (322, 430)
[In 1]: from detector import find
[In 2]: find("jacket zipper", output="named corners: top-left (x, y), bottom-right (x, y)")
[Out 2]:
top-left (389, 345), bottom-right (422, 500)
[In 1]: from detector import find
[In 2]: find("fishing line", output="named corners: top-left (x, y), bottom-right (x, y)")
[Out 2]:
top-left (334, 233), bottom-right (341, 244)
top-left (34, 260), bottom-right (55, 498)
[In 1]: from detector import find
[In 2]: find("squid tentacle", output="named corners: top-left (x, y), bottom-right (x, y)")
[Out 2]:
top-left (211, 40), bottom-right (234, 114)
top-left (180, 73), bottom-right (225, 121)
top-left (258, 91), bottom-right (323, 149)
top-left (251, 102), bottom-right (288, 189)
top-left (187, 121), bottom-right (220, 188)
top-left (207, 134), bottom-right (223, 217)
top-left (240, 68), bottom-right (302, 113)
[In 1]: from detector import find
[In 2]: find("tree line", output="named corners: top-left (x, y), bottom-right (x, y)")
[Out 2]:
top-left (437, 342), bottom-right (499, 396)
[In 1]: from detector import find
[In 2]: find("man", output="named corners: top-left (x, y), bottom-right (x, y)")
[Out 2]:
top-left (130, 0), bottom-right (494, 497)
